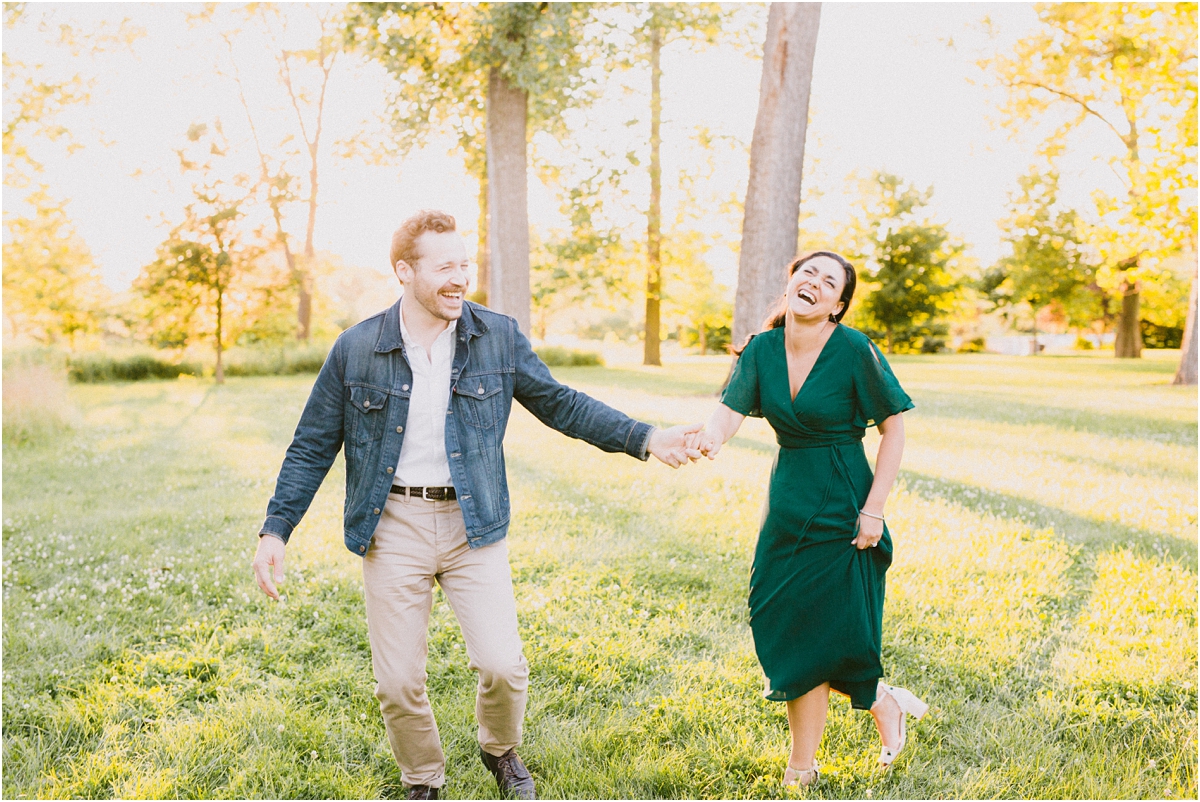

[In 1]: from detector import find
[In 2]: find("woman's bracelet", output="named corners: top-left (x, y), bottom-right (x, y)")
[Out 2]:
top-left (859, 510), bottom-right (885, 521)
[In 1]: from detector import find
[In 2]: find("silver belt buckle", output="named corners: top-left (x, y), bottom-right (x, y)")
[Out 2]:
top-left (422, 487), bottom-right (436, 501)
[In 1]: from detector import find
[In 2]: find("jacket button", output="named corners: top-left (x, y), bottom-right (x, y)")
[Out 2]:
top-left (396, 425), bottom-right (403, 433)
top-left (359, 545), bottom-right (365, 553)
top-left (363, 399), bottom-right (370, 407)
top-left (477, 387), bottom-right (484, 394)
top-left (373, 508), bottom-right (380, 514)
top-left (386, 467), bottom-right (393, 474)
top-left (402, 384), bottom-right (409, 391)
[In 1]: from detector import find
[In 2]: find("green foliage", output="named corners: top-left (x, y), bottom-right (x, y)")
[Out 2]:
top-left (957, 337), bottom-right (985, 354)
top-left (534, 346), bottom-right (604, 367)
top-left (68, 352), bottom-right (200, 383)
top-left (2, 356), bottom-right (1195, 798)
top-left (63, 346), bottom-right (329, 383)
top-left (344, 3), bottom-right (599, 173)
top-left (843, 173), bottom-right (966, 353)
top-left (991, 169), bottom-right (1099, 329)
top-left (222, 345), bottom-right (330, 377)
top-left (1141, 321), bottom-right (1184, 350)
top-left (2, 189), bottom-right (109, 345)
top-left (982, 3), bottom-right (1198, 285)
top-left (133, 122), bottom-right (267, 376)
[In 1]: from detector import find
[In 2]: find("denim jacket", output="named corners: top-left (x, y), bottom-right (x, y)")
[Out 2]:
top-left (259, 300), bottom-right (654, 555)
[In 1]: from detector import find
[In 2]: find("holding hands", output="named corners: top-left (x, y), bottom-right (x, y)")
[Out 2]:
top-left (646, 404), bottom-right (746, 467)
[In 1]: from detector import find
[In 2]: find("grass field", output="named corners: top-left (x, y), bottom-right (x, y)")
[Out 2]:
top-left (3, 351), bottom-right (1196, 799)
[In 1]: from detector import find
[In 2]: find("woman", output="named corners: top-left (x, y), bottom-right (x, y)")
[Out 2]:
top-left (695, 251), bottom-right (926, 786)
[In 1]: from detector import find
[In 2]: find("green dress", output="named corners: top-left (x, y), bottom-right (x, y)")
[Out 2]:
top-left (721, 325), bottom-right (914, 709)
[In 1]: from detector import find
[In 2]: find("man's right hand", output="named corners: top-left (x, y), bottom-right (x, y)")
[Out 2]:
top-left (252, 535), bottom-right (286, 600)
top-left (648, 422), bottom-right (704, 468)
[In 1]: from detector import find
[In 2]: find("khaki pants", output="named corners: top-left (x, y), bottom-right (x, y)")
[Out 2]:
top-left (362, 492), bottom-right (528, 788)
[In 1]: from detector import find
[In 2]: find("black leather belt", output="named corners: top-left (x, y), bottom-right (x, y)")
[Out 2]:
top-left (391, 485), bottom-right (457, 501)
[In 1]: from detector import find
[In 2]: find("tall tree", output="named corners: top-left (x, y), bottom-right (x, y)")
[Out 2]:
top-left (982, 3), bottom-right (1198, 360)
top-left (2, 189), bottom-right (108, 345)
top-left (731, 2), bottom-right (821, 351)
top-left (3, 6), bottom-right (140, 346)
top-left (845, 173), bottom-right (965, 354)
top-left (345, 3), bottom-right (599, 333)
top-left (136, 123), bottom-right (262, 384)
top-left (1176, 270), bottom-right (1197, 384)
top-left (993, 169), bottom-right (1098, 352)
top-left (210, 4), bottom-right (344, 341)
top-left (628, 3), bottom-right (726, 366)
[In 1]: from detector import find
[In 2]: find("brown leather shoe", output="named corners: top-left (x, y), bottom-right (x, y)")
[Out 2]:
top-left (406, 784), bottom-right (439, 800)
top-left (480, 747), bottom-right (536, 799)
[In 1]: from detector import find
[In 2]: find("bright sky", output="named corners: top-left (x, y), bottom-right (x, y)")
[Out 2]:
top-left (5, 2), bottom-right (1126, 292)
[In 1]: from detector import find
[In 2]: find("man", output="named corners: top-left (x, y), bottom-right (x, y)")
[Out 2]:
top-left (252, 210), bottom-right (700, 800)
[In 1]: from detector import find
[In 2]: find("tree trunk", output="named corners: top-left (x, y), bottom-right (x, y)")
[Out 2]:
top-left (296, 146), bottom-right (318, 342)
top-left (886, 326), bottom-right (894, 355)
top-left (215, 293), bottom-right (225, 385)
top-left (1174, 267), bottom-right (1197, 385)
top-left (698, 321), bottom-right (707, 354)
top-left (474, 174), bottom-right (490, 305)
top-left (486, 68), bottom-right (531, 334)
top-left (644, 23), bottom-right (663, 366)
top-left (1031, 305), bottom-right (1039, 355)
top-left (1113, 283), bottom-right (1142, 358)
top-left (731, 2), bottom-right (821, 351)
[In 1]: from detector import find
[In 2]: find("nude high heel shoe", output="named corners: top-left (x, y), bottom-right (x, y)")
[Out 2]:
top-left (876, 682), bottom-right (928, 770)
top-left (783, 759), bottom-right (820, 788)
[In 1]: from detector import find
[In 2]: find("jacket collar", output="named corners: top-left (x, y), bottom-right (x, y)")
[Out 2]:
top-left (375, 297), bottom-right (488, 354)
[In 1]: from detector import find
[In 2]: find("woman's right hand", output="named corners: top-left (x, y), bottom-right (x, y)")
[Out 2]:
top-left (694, 428), bottom-right (722, 459)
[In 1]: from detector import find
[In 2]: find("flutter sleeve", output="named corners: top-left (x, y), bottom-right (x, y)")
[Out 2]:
top-left (852, 336), bottom-right (914, 428)
top-left (720, 334), bottom-right (763, 418)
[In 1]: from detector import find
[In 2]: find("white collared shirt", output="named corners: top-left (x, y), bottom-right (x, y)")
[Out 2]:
top-left (395, 306), bottom-right (457, 487)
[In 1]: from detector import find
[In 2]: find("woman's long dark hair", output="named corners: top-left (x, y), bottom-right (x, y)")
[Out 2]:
top-left (733, 251), bottom-right (857, 355)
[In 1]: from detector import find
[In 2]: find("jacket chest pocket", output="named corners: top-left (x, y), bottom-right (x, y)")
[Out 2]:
top-left (454, 374), bottom-right (502, 429)
top-left (348, 385), bottom-right (389, 445)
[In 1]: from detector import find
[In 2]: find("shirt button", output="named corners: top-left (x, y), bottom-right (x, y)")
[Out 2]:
top-left (386, 467), bottom-right (393, 474)
top-left (359, 545), bottom-right (366, 553)
top-left (396, 425), bottom-right (403, 433)
top-left (373, 508), bottom-right (381, 515)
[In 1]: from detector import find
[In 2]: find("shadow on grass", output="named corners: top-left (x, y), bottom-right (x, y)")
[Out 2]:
top-left (911, 392), bottom-right (1196, 446)
top-left (898, 469), bottom-right (1196, 569)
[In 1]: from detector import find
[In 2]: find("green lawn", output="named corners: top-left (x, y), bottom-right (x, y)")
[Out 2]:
top-left (3, 352), bottom-right (1196, 799)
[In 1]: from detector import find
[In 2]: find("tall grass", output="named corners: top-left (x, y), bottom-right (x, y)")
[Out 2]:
top-left (2, 358), bottom-right (74, 445)
top-left (2, 354), bottom-right (1195, 799)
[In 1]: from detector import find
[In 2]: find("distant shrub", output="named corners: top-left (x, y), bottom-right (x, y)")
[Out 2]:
top-left (4, 361), bottom-right (73, 445)
top-left (1141, 320), bottom-right (1183, 349)
top-left (69, 352), bottom-right (200, 383)
top-left (223, 345), bottom-right (329, 377)
top-left (920, 337), bottom-right (947, 354)
top-left (1075, 336), bottom-right (1095, 350)
top-left (535, 346), bottom-right (604, 367)
top-left (958, 337), bottom-right (985, 353)
top-left (578, 314), bottom-right (639, 342)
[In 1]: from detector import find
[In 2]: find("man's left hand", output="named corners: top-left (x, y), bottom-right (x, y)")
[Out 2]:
top-left (648, 423), bottom-right (704, 468)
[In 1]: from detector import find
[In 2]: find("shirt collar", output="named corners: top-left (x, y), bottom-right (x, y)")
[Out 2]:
top-left (398, 298), bottom-right (457, 351)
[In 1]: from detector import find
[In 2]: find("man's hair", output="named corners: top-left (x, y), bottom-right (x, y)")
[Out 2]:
top-left (390, 210), bottom-right (457, 268)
